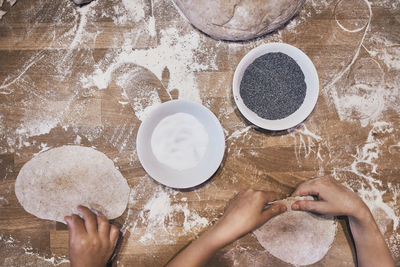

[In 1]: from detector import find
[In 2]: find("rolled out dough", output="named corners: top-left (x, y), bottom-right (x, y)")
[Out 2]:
top-left (173, 0), bottom-right (305, 41)
top-left (254, 196), bottom-right (337, 266)
top-left (15, 145), bottom-right (130, 223)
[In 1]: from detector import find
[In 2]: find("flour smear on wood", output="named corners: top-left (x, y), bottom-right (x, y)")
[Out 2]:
top-left (0, 0), bottom-right (399, 265)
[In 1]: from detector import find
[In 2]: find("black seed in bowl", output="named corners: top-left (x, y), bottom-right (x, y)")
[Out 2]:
top-left (240, 52), bottom-right (307, 120)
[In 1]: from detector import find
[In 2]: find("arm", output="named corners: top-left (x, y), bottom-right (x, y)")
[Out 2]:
top-left (167, 189), bottom-right (287, 267)
top-left (64, 205), bottom-right (120, 267)
top-left (291, 177), bottom-right (395, 267)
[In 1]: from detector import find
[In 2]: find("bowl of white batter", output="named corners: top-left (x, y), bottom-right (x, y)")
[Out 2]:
top-left (136, 100), bottom-right (225, 189)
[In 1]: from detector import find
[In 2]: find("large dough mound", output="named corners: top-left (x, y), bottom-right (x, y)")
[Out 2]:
top-left (173, 0), bottom-right (305, 41)
top-left (15, 145), bottom-right (130, 223)
top-left (254, 196), bottom-right (337, 266)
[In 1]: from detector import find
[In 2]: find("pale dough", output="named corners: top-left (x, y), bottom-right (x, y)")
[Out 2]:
top-left (151, 112), bottom-right (209, 171)
top-left (173, 0), bottom-right (305, 41)
top-left (15, 145), bottom-right (130, 223)
top-left (0, 10), bottom-right (5, 20)
top-left (254, 196), bottom-right (337, 266)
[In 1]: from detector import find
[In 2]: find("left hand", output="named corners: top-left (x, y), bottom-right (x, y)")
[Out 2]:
top-left (212, 189), bottom-right (287, 246)
top-left (65, 205), bottom-right (120, 267)
top-left (166, 189), bottom-right (286, 267)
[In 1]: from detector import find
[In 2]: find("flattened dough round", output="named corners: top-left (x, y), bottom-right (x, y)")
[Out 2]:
top-left (173, 0), bottom-right (306, 41)
top-left (15, 145), bottom-right (130, 223)
top-left (254, 197), bottom-right (337, 266)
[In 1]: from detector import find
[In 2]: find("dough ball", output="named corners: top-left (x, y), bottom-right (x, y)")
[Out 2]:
top-left (15, 146), bottom-right (130, 223)
top-left (254, 196), bottom-right (337, 266)
top-left (173, 0), bottom-right (306, 41)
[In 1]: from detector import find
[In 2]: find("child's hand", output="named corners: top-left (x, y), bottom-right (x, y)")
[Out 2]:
top-left (166, 189), bottom-right (286, 267)
top-left (213, 189), bottom-right (287, 246)
top-left (65, 205), bottom-right (120, 267)
top-left (292, 177), bottom-right (395, 267)
top-left (291, 176), bottom-right (367, 218)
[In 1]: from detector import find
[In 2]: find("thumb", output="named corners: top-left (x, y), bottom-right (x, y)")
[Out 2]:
top-left (261, 204), bottom-right (286, 223)
top-left (292, 200), bottom-right (327, 214)
top-left (64, 216), bottom-right (73, 239)
top-left (65, 216), bottom-right (71, 227)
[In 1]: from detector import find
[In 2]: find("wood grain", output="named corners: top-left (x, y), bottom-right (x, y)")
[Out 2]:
top-left (0, 0), bottom-right (399, 266)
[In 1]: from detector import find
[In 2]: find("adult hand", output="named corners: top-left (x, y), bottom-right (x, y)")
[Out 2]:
top-left (65, 205), bottom-right (120, 267)
top-left (213, 189), bottom-right (287, 246)
top-left (291, 176), bottom-right (367, 218)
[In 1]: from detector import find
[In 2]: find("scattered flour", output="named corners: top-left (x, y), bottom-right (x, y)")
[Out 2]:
top-left (129, 88), bottom-right (162, 122)
top-left (0, 235), bottom-right (69, 267)
top-left (151, 113), bottom-right (209, 171)
top-left (226, 126), bottom-right (253, 141)
top-left (292, 124), bottom-right (325, 162)
top-left (112, 0), bottom-right (155, 36)
top-left (350, 122), bottom-right (398, 231)
top-left (6, 0), bottom-right (16, 6)
top-left (34, 142), bottom-right (51, 156)
top-left (80, 25), bottom-right (217, 106)
top-left (122, 0), bottom-right (145, 22)
top-left (56, 1), bottom-right (100, 76)
top-left (0, 1), bottom-right (101, 150)
top-left (333, 121), bottom-right (400, 256)
top-left (309, 0), bottom-right (331, 14)
top-left (15, 101), bottom-right (69, 138)
top-left (125, 184), bottom-right (209, 244)
top-left (317, 4), bottom-right (400, 257)
top-left (0, 52), bottom-right (45, 94)
top-left (325, 0), bottom-right (400, 127)
top-left (0, 0), bottom-right (399, 265)
top-left (365, 35), bottom-right (400, 71)
top-left (0, 0), bottom-right (17, 19)
top-left (0, 195), bottom-right (9, 206)
top-left (334, 0), bottom-right (370, 33)
top-left (74, 135), bottom-right (81, 145)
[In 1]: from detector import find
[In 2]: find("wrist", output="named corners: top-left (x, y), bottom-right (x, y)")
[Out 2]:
top-left (204, 223), bottom-right (237, 250)
top-left (348, 202), bottom-right (374, 226)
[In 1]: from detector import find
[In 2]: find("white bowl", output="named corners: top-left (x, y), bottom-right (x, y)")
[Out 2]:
top-left (136, 100), bottom-right (225, 189)
top-left (232, 43), bottom-right (319, 131)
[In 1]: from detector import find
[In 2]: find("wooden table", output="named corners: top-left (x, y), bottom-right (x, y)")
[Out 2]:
top-left (0, 0), bottom-right (399, 266)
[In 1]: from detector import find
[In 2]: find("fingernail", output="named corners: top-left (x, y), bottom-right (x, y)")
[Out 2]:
top-left (292, 203), bottom-right (299, 210)
top-left (91, 208), bottom-right (105, 217)
top-left (280, 205), bottom-right (287, 212)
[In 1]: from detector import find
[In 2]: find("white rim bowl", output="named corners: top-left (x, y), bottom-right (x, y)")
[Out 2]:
top-left (232, 43), bottom-right (319, 131)
top-left (136, 100), bottom-right (225, 189)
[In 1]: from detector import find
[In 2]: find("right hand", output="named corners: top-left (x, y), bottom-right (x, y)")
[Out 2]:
top-left (291, 176), bottom-right (368, 218)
